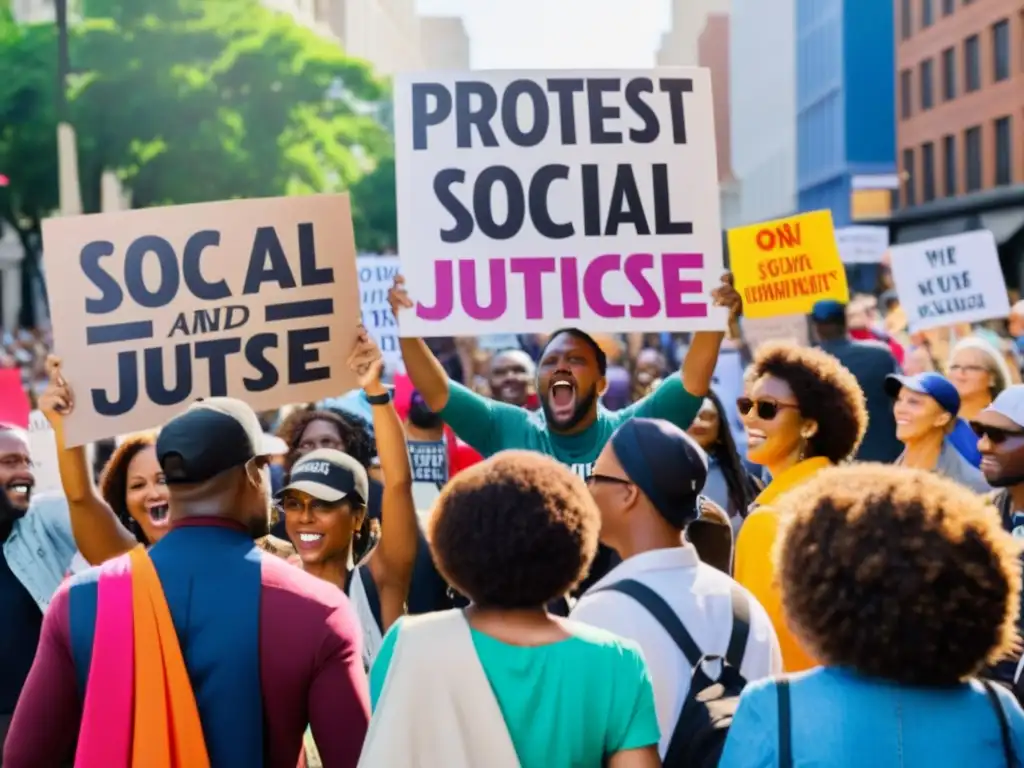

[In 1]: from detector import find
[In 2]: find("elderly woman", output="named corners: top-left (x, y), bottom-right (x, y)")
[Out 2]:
top-left (720, 465), bottom-right (1024, 766)
top-left (733, 342), bottom-right (867, 671)
top-left (949, 336), bottom-right (1013, 421)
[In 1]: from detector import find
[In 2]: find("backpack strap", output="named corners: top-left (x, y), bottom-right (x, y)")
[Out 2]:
top-left (725, 584), bottom-right (751, 668)
top-left (595, 579), bottom-right (702, 666)
top-left (776, 680), bottom-right (792, 768)
top-left (982, 680), bottom-right (1018, 768)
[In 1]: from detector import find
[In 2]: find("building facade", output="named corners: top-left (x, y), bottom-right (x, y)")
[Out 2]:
top-left (795, 0), bottom-right (897, 227)
top-left (656, 0), bottom-right (729, 67)
top-left (729, 0), bottom-right (796, 225)
top-left (698, 14), bottom-right (741, 228)
top-left (419, 16), bottom-right (470, 70)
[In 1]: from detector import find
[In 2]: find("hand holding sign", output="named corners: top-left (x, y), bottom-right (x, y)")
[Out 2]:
top-left (710, 272), bottom-right (742, 319)
top-left (347, 327), bottom-right (386, 393)
top-left (40, 356), bottom-right (74, 425)
top-left (388, 274), bottom-right (414, 318)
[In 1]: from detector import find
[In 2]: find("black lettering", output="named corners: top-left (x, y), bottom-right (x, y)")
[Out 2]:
top-left (243, 227), bottom-right (297, 294)
top-left (435, 169), bottom-right (474, 243)
top-left (225, 305), bottom-right (249, 330)
top-left (298, 222), bottom-right (333, 286)
top-left (81, 241), bottom-right (123, 314)
top-left (92, 351), bottom-right (138, 415)
top-left (652, 164), bottom-right (693, 234)
top-left (475, 166), bottom-right (525, 240)
top-left (529, 165), bottom-right (573, 239)
top-left (125, 235), bottom-right (179, 308)
top-left (168, 313), bottom-right (190, 338)
top-left (659, 78), bottom-right (693, 144)
top-left (455, 81), bottom-right (499, 148)
top-left (183, 230), bottom-right (230, 301)
top-left (288, 327), bottom-right (330, 384)
top-left (918, 280), bottom-right (935, 297)
top-left (605, 165), bottom-right (650, 236)
top-left (243, 333), bottom-right (279, 391)
top-left (581, 164), bottom-right (602, 236)
top-left (195, 338), bottom-right (241, 396)
top-left (194, 307), bottom-right (219, 335)
top-left (587, 79), bottom-right (622, 144)
top-left (624, 78), bottom-right (659, 143)
top-left (547, 78), bottom-right (584, 144)
top-left (411, 83), bottom-right (452, 151)
top-left (502, 80), bottom-right (549, 147)
top-left (144, 344), bottom-right (191, 406)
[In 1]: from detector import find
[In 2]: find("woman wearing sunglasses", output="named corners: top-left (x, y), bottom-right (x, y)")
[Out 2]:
top-left (733, 341), bottom-right (867, 672)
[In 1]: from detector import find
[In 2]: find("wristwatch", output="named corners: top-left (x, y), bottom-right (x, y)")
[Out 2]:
top-left (365, 389), bottom-right (393, 406)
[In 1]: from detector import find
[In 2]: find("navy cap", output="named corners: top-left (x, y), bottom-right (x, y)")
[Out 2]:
top-left (810, 299), bottom-right (846, 323)
top-left (279, 448), bottom-right (368, 506)
top-left (884, 372), bottom-right (961, 416)
top-left (157, 398), bottom-right (265, 484)
top-left (609, 418), bottom-right (708, 528)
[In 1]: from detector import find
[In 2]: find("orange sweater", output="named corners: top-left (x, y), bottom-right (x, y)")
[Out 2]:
top-left (734, 457), bottom-right (831, 672)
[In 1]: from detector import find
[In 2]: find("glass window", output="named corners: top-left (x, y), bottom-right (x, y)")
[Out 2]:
top-left (900, 69), bottom-right (913, 119)
top-left (942, 0), bottom-right (954, 14)
top-left (965, 126), bottom-right (982, 192)
top-left (995, 116), bottom-right (1012, 185)
top-left (903, 148), bottom-right (916, 207)
top-left (942, 47), bottom-right (956, 100)
top-left (901, 0), bottom-right (912, 39)
top-left (964, 35), bottom-right (980, 92)
top-left (943, 134), bottom-right (957, 196)
top-left (921, 0), bottom-right (933, 27)
top-left (922, 142), bottom-right (936, 202)
top-left (993, 20), bottom-right (1010, 81)
top-left (920, 59), bottom-right (934, 110)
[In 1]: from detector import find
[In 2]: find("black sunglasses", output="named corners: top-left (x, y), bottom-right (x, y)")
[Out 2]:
top-left (969, 422), bottom-right (1024, 445)
top-left (736, 397), bottom-right (800, 421)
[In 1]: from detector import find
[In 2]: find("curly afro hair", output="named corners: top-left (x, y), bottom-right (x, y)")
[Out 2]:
top-left (428, 450), bottom-right (600, 609)
top-left (747, 341), bottom-right (867, 463)
top-left (98, 433), bottom-right (158, 545)
top-left (775, 464), bottom-right (1021, 685)
top-left (276, 407), bottom-right (376, 473)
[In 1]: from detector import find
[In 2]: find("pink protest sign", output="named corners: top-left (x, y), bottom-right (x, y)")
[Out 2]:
top-left (0, 368), bottom-right (29, 428)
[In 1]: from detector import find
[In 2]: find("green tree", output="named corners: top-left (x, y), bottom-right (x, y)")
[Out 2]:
top-left (350, 154), bottom-right (397, 253)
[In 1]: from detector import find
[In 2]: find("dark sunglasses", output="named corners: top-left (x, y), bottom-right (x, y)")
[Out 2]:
top-left (969, 422), bottom-right (1024, 445)
top-left (736, 397), bottom-right (800, 421)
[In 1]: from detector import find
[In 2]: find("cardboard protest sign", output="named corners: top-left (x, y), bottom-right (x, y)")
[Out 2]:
top-left (27, 410), bottom-right (61, 496)
top-left (836, 225), bottom-right (889, 265)
top-left (43, 194), bottom-right (360, 447)
top-left (728, 210), bottom-right (849, 319)
top-left (393, 69), bottom-right (727, 337)
top-left (741, 314), bottom-right (810, 351)
top-left (357, 255), bottom-right (403, 374)
top-left (889, 230), bottom-right (1008, 333)
top-left (0, 369), bottom-right (29, 427)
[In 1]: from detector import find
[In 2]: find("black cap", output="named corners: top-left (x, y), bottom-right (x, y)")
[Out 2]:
top-left (609, 418), bottom-right (708, 528)
top-left (156, 398), bottom-right (265, 484)
top-left (279, 448), bottom-right (369, 506)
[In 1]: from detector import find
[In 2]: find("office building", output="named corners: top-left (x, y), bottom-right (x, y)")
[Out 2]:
top-left (795, 0), bottom-right (898, 227)
top-left (419, 16), bottom-right (470, 70)
top-left (698, 14), bottom-right (741, 228)
top-left (657, 0), bottom-right (729, 67)
top-left (729, 0), bottom-right (796, 225)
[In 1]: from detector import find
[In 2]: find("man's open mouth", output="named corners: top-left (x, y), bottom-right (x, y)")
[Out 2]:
top-left (549, 378), bottom-right (577, 421)
top-left (6, 481), bottom-right (33, 504)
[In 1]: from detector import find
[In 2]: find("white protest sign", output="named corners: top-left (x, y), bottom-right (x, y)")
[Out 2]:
top-left (357, 255), bottom-right (404, 374)
top-left (393, 69), bottom-right (726, 337)
top-left (741, 314), bottom-right (809, 351)
top-left (836, 225), bottom-right (889, 265)
top-left (889, 230), bottom-right (1009, 333)
top-left (27, 410), bottom-right (62, 496)
top-left (43, 194), bottom-right (361, 446)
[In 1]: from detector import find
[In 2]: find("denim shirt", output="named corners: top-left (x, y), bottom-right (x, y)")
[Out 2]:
top-left (3, 492), bottom-right (79, 612)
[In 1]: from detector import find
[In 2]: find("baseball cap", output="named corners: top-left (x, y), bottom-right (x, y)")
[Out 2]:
top-left (884, 372), bottom-right (961, 416)
top-left (156, 398), bottom-right (265, 484)
top-left (982, 385), bottom-right (1024, 428)
top-left (609, 418), bottom-right (708, 528)
top-left (810, 299), bottom-right (846, 323)
top-left (279, 448), bottom-right (369, 505)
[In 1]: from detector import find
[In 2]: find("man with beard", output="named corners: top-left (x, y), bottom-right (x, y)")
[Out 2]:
top-left (486, 348), bottom-right (537, 409)
top-left (0, 425), bottom-right (77, 755)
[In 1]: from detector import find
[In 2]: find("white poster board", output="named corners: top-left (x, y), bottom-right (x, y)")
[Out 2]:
top-left (393, 69), bottom-right (726, 337)
top-left (357, 255), bottom-right (404, 374)
top-left (836, 225), bottom-right (889, 265)
top-left (27, 410), bottom-right (62, 496)
top-left (889, 230), bottom-right (1008, 332)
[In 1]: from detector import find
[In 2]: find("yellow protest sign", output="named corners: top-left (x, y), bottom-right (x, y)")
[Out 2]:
top-left (728, 210), bottom-right (849, 319)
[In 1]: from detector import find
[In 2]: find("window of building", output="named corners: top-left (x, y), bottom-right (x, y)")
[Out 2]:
top-left (943, 134), bottom-right (957, 196)
top-left (900, 69), bottom-right (913, 119)
top-left (964, 35), bottom-right (980, 92)
top-left (921, 0), bottom-right (933, 27)
top-left (920, 59), bottom-right (934, 110)
top-left (903, 148), bottom-right (917, 207)
top-left (965, 126), bottom-right (982, 192)
top-left (942, 0), bottom-right (954, 14)
top-left (995, 116), bottom-right (1012, 185)
top-left (922, 142), bottom-right (936, 202)
top-left (942, 47), bottom-right (956, 100)
top-left (993, 20), bottom-right (1010, 81)
top-left (901, 0), bottom-right (912, 39)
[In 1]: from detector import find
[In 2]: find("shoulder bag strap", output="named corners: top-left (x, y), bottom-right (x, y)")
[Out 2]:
top-left (982, 680), bottom-right (1018, 768)
top-left (725, 584), bottom-right (751, 669)
top-left (776, 680), bottom-right (792, 768)
top-left (595, 579), bottom-right (702, 666)
top-left (359, 563), bottom-right (384, 632)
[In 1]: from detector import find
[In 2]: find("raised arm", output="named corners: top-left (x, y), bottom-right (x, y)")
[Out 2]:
top-left (389, 275), bottom-right (452, 413)
top-left (348, 328), bottom-right (417, 631)
top-left (40, 356), bottom-right (137, 564)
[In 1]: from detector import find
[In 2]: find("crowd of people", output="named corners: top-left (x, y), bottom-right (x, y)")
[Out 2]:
top-left (2, 267), bottom-right (1024, 766)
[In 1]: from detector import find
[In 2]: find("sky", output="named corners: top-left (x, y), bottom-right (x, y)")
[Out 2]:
top-left (415, 0), bottom-right (672, 69)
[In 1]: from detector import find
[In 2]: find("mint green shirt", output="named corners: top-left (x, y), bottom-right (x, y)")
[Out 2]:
top-left (439, 374), bottom-right (702, 478)
top-left (370, 618), bottom-right (660, 766)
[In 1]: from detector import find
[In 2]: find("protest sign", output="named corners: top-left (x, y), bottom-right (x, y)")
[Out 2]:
top-left (836, 225), bottom-right (889, 265)
top-left (0, 369), bottom-right (29, 427)
top-left (889, 230), bottom-right (1008, 333)
top-left (27, 410), bottom-right (61, 495)
top-left (728, 210), bottom-right (849, 319)
top-left (393, 69), bottom-right (727, 336)
top-left (408, 439), bottom-right (448, 484)
top-left (43, 194), bottom-right (360, 447)
top-left (357, 255), bottom-right (403, 374)
top-left (741, 315), bottom-right (810, 351)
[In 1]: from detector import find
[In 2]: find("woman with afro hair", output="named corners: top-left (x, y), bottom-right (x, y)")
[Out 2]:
top-left (720, 465), bottom-right (1024, 766)
top-left (733, 341), bottom-right (867, 671)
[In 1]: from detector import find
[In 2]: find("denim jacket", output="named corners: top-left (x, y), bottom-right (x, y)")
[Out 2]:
top-left (3, 492), bottom-right (80, 612)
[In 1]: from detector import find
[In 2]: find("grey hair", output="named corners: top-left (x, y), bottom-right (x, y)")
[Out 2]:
top-left (949, 336), bottom-right (1012, 396)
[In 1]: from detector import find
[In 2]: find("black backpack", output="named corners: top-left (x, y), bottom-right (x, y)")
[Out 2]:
top-left (597, 579), bottom-right (751, 768)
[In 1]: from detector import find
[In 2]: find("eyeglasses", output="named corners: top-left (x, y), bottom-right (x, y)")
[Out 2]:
top-left (585, 473), bottom-right (632, 488)
top-left (278, 496), bottom-right (350, 516)
top-left (736, 397), bottom-right (800, 421)
top-left (969, 422), bottom-right (1024, 445)
top-left (949, 364), bottom-right (989, 375)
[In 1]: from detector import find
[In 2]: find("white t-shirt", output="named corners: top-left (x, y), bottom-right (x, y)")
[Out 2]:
top-left (571, 546), bottom-right (782, 757)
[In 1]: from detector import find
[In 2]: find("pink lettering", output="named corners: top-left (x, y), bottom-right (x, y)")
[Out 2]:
top-left (560, 257), bottom-right (580, 319)
top-left (510, 257), bottom-right (555, 320)
top-left (624, 253), bottom-right (660, 318)
top-left (417, 260), bottom-right (454, 320)
top-left (583, 254), bottom-right (625, 318)
top-left (663, 252), bottom-right (707, 318)
top-left (460, 259), bottom-right (507, 320)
